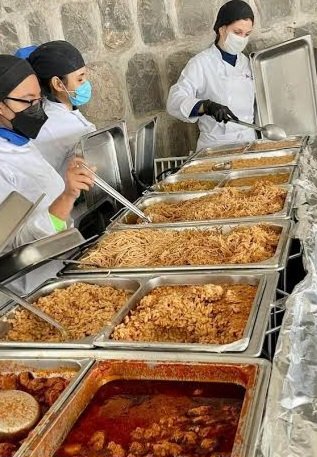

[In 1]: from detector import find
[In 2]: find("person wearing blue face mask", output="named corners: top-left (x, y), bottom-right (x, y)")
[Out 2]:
top-left (21, 40), bottom-right (96, 176)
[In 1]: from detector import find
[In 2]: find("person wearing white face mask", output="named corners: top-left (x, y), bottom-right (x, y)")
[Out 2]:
top-left (167, 0), bottom-right (255, 150)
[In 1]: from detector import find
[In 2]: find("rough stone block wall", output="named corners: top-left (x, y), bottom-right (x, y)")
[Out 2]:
top-left (0, 0), bottom-right (315, 156)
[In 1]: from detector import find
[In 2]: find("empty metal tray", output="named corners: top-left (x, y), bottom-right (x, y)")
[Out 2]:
top-left (78, 121), bottom-right (138, 205)
top-left (251, 35), bottom-right (317, 137)
top-left (130, 117), bottom-right (157, 187)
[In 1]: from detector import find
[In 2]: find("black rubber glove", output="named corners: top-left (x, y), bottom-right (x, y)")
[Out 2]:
top-left (202, 100), bottom-right (238, 124)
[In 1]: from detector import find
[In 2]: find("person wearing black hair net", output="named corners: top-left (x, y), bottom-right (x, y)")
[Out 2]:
top-left (167, 0), bottom-right (255, 150)
top-left (0, 55), bottom-right (94, 293)
top-left (16, 40), bottom-right (95, 176)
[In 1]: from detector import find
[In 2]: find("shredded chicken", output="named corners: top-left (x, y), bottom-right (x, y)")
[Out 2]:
top-left (138, 182), bottom-right (286, 223)
top-left (112, 283), bottom-right (257, 345)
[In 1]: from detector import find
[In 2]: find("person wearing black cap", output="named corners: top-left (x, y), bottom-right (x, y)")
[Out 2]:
top-left (167, 0), bottom-right (255, 150)
top-left (0, 54), bottom-right (94, 254)
top-left (18, 40), bottom-right (95, 176)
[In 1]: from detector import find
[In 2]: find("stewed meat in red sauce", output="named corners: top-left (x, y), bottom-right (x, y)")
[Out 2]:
top-left (56, 380), bottom-right (244, 457)
top-left (0, 372), bottom-right (69, 457)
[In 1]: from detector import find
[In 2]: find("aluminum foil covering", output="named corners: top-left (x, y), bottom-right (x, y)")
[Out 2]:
top-left (258, 140), bottom-right (317, 457)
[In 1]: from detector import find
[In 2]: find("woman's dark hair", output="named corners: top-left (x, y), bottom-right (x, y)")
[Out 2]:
top-left (40, 75), bottom-right (68, 101)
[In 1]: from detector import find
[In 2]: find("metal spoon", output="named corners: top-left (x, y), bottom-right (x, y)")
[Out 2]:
top-left (228, 119), bottom-right (287, 141)
top-left (0, 285), bottom-right (69, 340)
top-left (81, 163), bottom-right (152, 223)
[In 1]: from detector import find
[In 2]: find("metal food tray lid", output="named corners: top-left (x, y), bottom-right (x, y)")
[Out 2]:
top-left (251, 35), bottom-right (317, 137)
top-left (130, 117), bottom-right (157, 187)
top-left (78, 121), bottom-right (138, 206)
top-left (0, 192), bottom-right (44, 254)
top-left (0, 228), bottom-right (85, 284)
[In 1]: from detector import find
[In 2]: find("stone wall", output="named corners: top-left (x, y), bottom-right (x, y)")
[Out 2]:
top-left (0, 0), bottom-right (316, 157)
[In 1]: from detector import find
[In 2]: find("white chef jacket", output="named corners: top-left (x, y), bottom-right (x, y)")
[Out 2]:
top-left (0, 138), bottom-right (66, 296)
top-left (167, 44), bottom-right (256, 151)
top-left (33, 99), bottom-right (96, 176)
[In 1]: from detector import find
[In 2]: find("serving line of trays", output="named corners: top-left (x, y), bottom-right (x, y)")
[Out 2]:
top-left (1, 352), bottom-right (270, 457)
top-left (0, 271), bottom-right (278, 358)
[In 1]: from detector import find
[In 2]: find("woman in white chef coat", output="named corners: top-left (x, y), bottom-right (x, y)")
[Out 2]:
top-left (0, 55), bottom-right (94, 292)
top-left (167, 0), bottom-right (255, 151)
top-left (17, 41), bottom-right (96, 177)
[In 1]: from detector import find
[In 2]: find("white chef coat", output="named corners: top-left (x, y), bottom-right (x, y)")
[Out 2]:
top-left (33, 99), bottom-right (96, 176)
top-left (0, 138), bottom-right (66, 296)
top-left (167, 44), bottom-right (256, 151)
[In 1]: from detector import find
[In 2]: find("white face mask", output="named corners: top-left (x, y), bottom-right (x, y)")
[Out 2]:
top-left (222, 31), bottom-right (249, 55)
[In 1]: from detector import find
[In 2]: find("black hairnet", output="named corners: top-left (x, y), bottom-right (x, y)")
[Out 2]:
top-left (214, 0), bottom-right (254, 32)
top-left (28, 40), bottom-right (85, 79)
top-left (0, 55), bottom-right (35, 101)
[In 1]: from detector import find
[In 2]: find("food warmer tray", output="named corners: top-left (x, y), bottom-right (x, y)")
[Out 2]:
top-left (178, 149), bottom-right (300, 174)
top-left (27, 356), bottom-right (271, 457)
top-left (61, 220), bottom-right (292, 275)
top-left (150, 172), bottom-right (227, 193)
top-left (109, 185), bottom-right (295, 229)
top-left (0, 356), bottom-right (92, 457)
top-left (220, 166), bottom-right (298, 187)
top-left (251, 35), bottom-right (317, 137)
top-left (0, 276), bottom-right (141, 349)
top-left (93, 271), bottom-right (278, 357)
top-left (193, 135), bottom-right (306, 159)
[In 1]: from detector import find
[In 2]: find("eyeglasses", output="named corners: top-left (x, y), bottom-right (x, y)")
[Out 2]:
top-left (4, 96), bottom-right (43, 107)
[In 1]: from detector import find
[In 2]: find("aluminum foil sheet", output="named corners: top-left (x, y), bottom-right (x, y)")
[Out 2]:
top-left (258, 140), bottom-right (317, 457)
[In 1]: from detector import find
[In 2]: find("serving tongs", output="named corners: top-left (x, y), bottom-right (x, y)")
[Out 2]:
top-left (81, 163), bottom-right (152, 223)
top-left (0, 284), bottom-right (69, 339)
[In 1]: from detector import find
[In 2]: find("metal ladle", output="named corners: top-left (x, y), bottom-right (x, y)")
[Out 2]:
top-left (81, 163), bottom-right (152, 223)
top-left (228, 119), bottom-right (287, 141)
top-left (0, 285), bottom-right (69, 340)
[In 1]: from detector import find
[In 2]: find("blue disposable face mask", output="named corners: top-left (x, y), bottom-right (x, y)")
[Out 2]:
top-left (65, 80), bottom-right (92, 107)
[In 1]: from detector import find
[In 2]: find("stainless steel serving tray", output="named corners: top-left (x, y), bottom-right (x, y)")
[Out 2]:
top-left (150, 172), bottom-right (227, 193)
top-left (94, 271), bottom-right (278, 356)
top-left (28, 356), bottom-right (271, 457)
top-left (178, 149), bottom-right (300, 174)
top-left (0, 356), bottom-right (92, 457)
top-left (0, 276), bottom-right (141, 349)
top-left (220, 166), bottom-right (298, 187)
top-left (130, 117), bottom-right (157, 187)
top-left (194, 136), bottom-right (305, 159)
top-left (78, 121), bottom-right (138, 205)
top-left (0, 228), bottom-right (85, 284)
top-left (0, 192), bottom-right (44, 254)
top-left (61, 220), bottom-right (292, 275)
top-left (251, 35), bottom-right (317, 137)
top-left (109, 185), bottom-right (295, 229)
